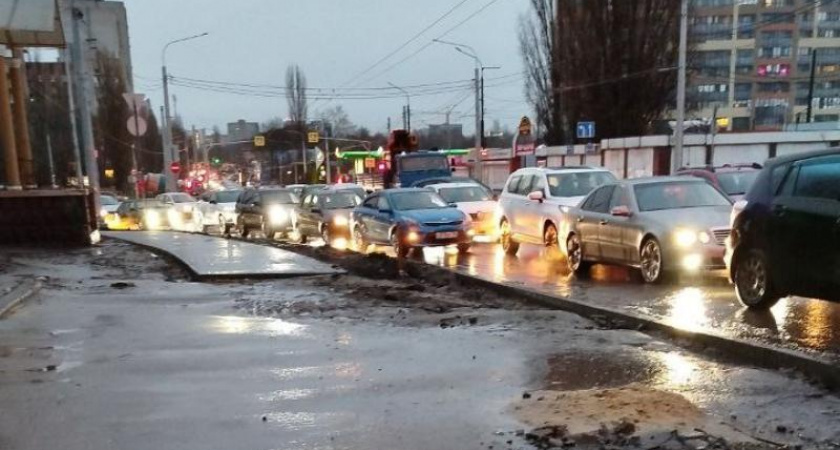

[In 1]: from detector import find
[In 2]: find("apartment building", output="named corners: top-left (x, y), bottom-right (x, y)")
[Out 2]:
top-left (691, 0), bottom-right (840, 131)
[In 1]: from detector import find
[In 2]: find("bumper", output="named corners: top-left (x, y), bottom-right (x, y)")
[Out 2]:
top-left (266, 217), bottom-right (294, 232)
top-left (405, 229), bottom-right (472, 247)
top-left (325, 223), bottom-right (352, 238)
top-left (665, 245), bottom-right (727, 272)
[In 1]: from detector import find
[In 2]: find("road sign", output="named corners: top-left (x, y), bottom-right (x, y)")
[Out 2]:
top-left (122, 93), bottom-right (146, 111)
top-left (307, 131), bottom-right (320, 144)
top-left (576, 121), bottom-right (596, 139)
top-left (126, 116), bottom-right (147, 137)
top-left (254, 136), bottom-right (265, 147)
top-left (364, 157), bottom-right (376, 169)
top-left (170, 161), bottom-right (181, 174)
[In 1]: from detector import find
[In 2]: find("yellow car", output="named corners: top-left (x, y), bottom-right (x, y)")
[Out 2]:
top-left (105, 200), bottom-right (170, 231)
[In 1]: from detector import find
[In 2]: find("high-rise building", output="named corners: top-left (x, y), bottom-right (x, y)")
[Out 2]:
top-left (690, 0), bottom-right (840, 131)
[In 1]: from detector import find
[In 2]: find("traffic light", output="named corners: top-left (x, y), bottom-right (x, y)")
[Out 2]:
top-left (377, 162), bottom-right (387, 173)
top-left (211, 157), bottom-right (222, 166)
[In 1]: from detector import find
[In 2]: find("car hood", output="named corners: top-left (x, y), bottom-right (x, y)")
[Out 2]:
top-left (398, 207), bottom-right (465, 223)
top-left (456, 200), bottom-right (497, 215)
top-left (642, 205), bottom-right (732, 231)
top-left (102, 204), bottom-right (120, 213)
top-left (547, 195), bottom-right (586, 207)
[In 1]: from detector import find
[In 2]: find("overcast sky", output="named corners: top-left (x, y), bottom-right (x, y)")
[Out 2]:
top-left (122, 0), bottom-right (532, 135)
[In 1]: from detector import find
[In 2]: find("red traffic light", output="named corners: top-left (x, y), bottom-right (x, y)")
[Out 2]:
top-left (377, 162), bottom-right (387, 172)
top-left (170, 162), bottom-right (181, 174)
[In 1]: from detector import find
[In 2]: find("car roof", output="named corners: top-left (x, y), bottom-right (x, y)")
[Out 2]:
top-left (511, 166), bottom-right (609, 175)
top-left (764, 147), bottom-right (840, 167)
top-left (677, 164), bottom-right (761, 173)
top-left (425, 182), bottom-right (481, 189)
top-left (382, 188), bottom-right (430, 194)
top-left (617, 176), bottom-right (710, 186)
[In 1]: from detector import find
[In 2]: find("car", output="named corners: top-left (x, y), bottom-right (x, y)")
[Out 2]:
top-left (352, 188), bottom-right (473, 257)
top-left (195, 189), bottom-right (241, 235)
top-left (294, 188), bottom-right (362, 245)
top-left (426, 182), bottom-right (497, 241)
top-left (562, 177), bottom-right (733, 283)
top-left (413, 176), bottom-right (495, 198)
top-left (286, 184), bottom-right (306, 198)
top-left (105, 200), bottom-right (170, 231)
top-left (497, 166), bottom-right (617, 256)
top-left (99, 194), bottom-right (121, 225)
top-left (676, 164), bottom-right (762, 201)
top-left (727, 149), bottom-right (840, 309)
top-left (235, 187), bottom-right (299, 239)
top-left (329, 183), bottom-right (367, 199)
top-left (298, 184), bottom-right (327, 202)
top-left (155, 192), bottom-right (198, 231)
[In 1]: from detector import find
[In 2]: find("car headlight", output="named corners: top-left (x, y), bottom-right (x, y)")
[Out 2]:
top-left (100, 208), bottom-right (108, 218)
top-left (698, 231), bottom-right (711, 244)
top-left (333, 216), bottom-right (349, 227)
top-left (145, 210), bottom-right (161, 229)
top-left (673, 229), bottom-right (698, 248)
top-left (268, 205), bottom-right (288, 224)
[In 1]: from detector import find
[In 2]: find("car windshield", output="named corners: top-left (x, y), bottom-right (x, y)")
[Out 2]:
top-left (335, 186), bottom-right (366, 198)
top-left (171, 193), bottom-right (195, 203)
top-left (261, 190), bottom-right (297, 204)
top-left (437, 186), bottom-right (491, 203)
top-left (100, 195), bottom-right (119, 205)
top-left (390, 192), bottom-right (448, 210)
top-left (216, 191), bottom-right (241, 203)
top-left (400, 156), bottom-right (449, 171)
top-left (290, 187), bottom-right (303, 197)
top-left (323, 192), bottom-right (360, 209)
top-left (547, 172), bottom-right (616, 197)
top-left (634, 181), bottom-right (732, 212)
top-left (716, 171), bottom-right (759, 195)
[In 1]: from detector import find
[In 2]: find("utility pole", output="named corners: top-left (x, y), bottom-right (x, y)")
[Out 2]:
top-left (63, 49), bottom-right (84, 184)
top-left (70, 0), bottom-right (101, 215)
top-left (46, 134), bottom-right (57, 188)
top-left (389, 82), bottom-right (411, 132)
top-left (807, 48), bottom-right (818, 123)
top-left (474, 68), bottom-right (481, 152)
top-left (673, 0), bottom-right (689, 174)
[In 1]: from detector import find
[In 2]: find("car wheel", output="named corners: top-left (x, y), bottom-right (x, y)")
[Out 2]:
top-left (320, 225), bottom-right (330, 246)
top-left (566, 234), bottom-right (591, 277)
top-left (734, 248), bottom-right (781, 309)
top-left (457, 243), bottom-right (471, 254)
top-left (238, 218), bottom-right (249, 238)
top-left (544, 223), bottom-right (558, 247)
top-left (500, 219), bottom-right (519, 256)
top-left (639, 238), bottom-right (665, 284)
top-left (353, 226), bottom-right (368, 253)
top-left (391, 232), bottom-right (409, 258)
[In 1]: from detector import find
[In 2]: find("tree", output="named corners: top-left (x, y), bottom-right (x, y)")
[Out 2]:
top-left (138, 101), bottom-right (163, 173)
top-left (285, 64), bottom-right (308, 127)
top-left (93, 50), bottom-right (133, 193)
top-left (520, 0), bottom-right (681, 143)
top-left (319, 105), bottom-right (356, 138)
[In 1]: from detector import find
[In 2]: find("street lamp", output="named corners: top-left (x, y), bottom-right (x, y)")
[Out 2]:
top-left (432, 39), bottom-right (499, 149)
top-left (161, 32), bottom-right (208, 191)
top-left (388, 82), bottom-right (411, 132)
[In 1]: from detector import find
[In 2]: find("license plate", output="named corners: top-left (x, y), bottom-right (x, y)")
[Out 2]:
top-left (436, 232), bottom-right (458, 239)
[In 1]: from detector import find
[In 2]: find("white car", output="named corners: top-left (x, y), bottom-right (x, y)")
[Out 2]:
top-left (195, 190), bottom-right (241, 234)
top-left (155, 192), bottom-right (198, 231)
top-left (426, 182), bottom-right (497, 241)
top-left (497, 166), bottom-right (616, 255)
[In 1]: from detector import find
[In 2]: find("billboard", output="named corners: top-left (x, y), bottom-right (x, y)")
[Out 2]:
top-left (0, 0), bottom-right (65, 47)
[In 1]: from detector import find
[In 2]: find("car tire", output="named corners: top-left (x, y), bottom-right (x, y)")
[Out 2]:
top-left (457, 243), bottom-right (471, 254)
top-left (734, 248), bottom-right (781, 309)
top-left (353, 226), bottom-right (368, 253)
top-left (391, 232), bottom-right (409, 258)
top-left (639, 238), bottom-right (665, 284)
top-left (238, 218), bottom-right (249, 238)
top-left (566, 234), bottom-right (591, 277)
top-left (500, 219), bottom-right (519, 256)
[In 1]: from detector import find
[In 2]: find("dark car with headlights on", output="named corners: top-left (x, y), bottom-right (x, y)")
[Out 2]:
top-left (294, 189), bottom-right (361, 246)
top-left (727, 149), bottom-right (840, 309)
top-left (562, 177), bottom-right (733, 283)
top-left (352, 188), bottom-right (473, 257)
top-left (235, 188), bottom-right (298, 239)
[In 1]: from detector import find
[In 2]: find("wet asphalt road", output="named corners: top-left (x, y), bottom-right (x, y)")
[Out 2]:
top-left (351, 240), bottom-right (840, 363)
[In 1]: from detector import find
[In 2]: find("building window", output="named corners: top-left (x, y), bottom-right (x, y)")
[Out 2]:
top-left (815, 114), bottom-right (839, 122)
top-left (757, 63), bottom-right (791, 77)
top-left (757, 82), bottom-right (790, 93)
top-left (819, 28), bottom-right (837, 38)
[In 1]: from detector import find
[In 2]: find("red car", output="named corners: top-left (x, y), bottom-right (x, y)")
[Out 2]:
top-left (675, 163), bottom-right (761, 201)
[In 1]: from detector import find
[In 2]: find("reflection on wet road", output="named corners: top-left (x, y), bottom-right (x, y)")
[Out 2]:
top-left (410, 242), bottom-right (840, 361)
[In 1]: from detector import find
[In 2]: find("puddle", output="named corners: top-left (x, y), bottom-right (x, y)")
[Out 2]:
top-left (543, 352), bottom-right (662, 391)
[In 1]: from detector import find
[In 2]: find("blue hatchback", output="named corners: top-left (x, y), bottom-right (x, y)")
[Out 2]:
top-left (352, 188), bottom-right (473, 256)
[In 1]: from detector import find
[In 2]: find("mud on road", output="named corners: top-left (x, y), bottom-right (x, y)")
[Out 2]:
top-left (3, 241), bottom-right (840, 450)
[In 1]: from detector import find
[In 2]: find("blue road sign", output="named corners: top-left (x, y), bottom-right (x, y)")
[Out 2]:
top-left (576, 121), bottom-right (596, 139)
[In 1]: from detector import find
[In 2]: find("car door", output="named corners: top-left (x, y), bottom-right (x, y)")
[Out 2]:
top-left (371, 195), bottom-right (395, 243)
top-left (303, 194), bottom-right (320, 235)
top-left (575, 185), bottom-right (615, 261)
top-left (511, 174), bottom-right (534, 236)
top-left (601, 185), bottom-right (635, 263)
top-left (356, 195), bottom-right (380, 241)
top-left (771, 156), bottom-right (840, 292)
top-left (499, 174), bottom-right (523, 231)
top-left (296, 194), bottom-right (313, 235)
top-left (527, 174), bottom-right (550, 239)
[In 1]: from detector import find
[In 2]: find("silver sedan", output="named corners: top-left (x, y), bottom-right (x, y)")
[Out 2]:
top-left (561, 177), bottom-right (733, 283)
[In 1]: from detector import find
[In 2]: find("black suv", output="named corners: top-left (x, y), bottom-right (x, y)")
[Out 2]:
top-left (235, 188), bottom-right (299, 239)
top-left (727, 149), bottom-right (840, 308)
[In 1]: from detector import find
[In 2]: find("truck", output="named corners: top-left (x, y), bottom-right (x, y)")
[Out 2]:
top-left (382, 130), bottom-right (453, 189)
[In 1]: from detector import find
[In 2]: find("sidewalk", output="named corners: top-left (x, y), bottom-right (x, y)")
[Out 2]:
top-left (102, 231), bottom-right (342, 280)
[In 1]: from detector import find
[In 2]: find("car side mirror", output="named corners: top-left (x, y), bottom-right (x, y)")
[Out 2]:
top-left (448, 203), bottom-right (458, 208)
top-left (527, 191), bottom-right (545, 203)
top-left (610, 205), bottom-right (632, 217)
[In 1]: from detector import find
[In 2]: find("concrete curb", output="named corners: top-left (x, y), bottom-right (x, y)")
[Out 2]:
top-left (0, 280), bottom-right (42, 319)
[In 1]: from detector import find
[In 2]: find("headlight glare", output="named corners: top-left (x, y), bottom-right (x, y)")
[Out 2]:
top-left (674, 229), bottom-right (698, 248)
top-left (333, 216), bottom-right (349, 227)
top-left (268, 205), bottom-right (287, 224)
top-left (699, 231), bottom-right (711, 244)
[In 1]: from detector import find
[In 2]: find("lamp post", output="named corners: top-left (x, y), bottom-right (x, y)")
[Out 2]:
top-left (433, 39), bottom-right (499, 149)
top-left (388, 82), bottom-right (411, 132)
top-left (161, 32), bottom-right (208, 191)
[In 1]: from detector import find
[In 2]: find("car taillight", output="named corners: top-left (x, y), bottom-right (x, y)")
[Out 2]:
top-left (730, 200), bottom-right (748, 228)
